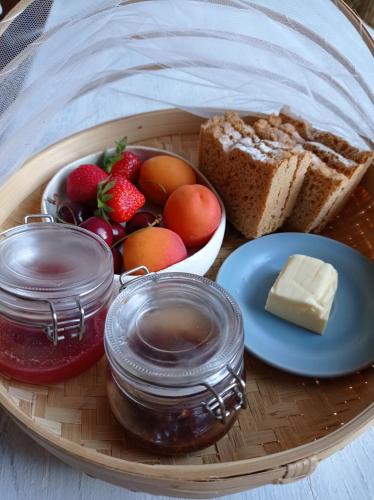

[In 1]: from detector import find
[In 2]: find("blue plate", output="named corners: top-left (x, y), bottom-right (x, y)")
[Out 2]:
top-left (217, 233), bottom-right (374, 378)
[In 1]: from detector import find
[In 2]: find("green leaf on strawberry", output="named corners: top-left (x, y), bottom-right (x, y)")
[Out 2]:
top-left (96, 176), bottom-right (145, 223)
top-left (101, 137), bottom-right (128, 174)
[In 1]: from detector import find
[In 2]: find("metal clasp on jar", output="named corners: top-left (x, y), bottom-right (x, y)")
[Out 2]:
top-left (0, 214), bottom-right (87, 345)
top-left (43, 295), bottom-right (86, 345)
top-left (203, 366), bottom-right (247, 423)
top-left (0, 285), bottom-right (86, 346)
top-left (119, 266), bottom-right (155, 291)
top-left (23, 214), bottom-right (86, 345)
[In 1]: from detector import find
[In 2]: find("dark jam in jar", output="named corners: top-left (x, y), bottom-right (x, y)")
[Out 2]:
top-left (107, 374), bottom-right (241, 454)
top-left (0, 217), bottom-right (113, 384)
top-left (105, 272), bottom-right (246, 455)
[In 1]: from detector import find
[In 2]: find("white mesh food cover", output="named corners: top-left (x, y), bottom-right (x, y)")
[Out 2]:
top-left (0, 0), bottom-right (373, 185)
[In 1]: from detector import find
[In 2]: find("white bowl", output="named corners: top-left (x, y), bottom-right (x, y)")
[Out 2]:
top-left (41, 146), bottom-right (226, 283)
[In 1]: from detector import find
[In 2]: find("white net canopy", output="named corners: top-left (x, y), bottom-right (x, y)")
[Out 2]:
top-left (0, 0), bottom-right (373, 185)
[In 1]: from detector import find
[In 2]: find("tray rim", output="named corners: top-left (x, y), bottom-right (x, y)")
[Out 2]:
top-left (1, 389), bottom-right (373, 478)
top-left (0, 108), bottom-right (373, 486)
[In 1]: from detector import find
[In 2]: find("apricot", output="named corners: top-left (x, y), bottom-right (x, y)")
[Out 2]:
top-left (123, 227), bottom-right (187, 273)
top-left (163, 184), bottom-right (221, 247)
top-left (139, 155), bottom-right (197, 205)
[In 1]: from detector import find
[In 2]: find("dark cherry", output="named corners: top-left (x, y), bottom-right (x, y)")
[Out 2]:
top-left (57, 202), bottom-right (91, 225)
top-left (126, 211), bottom-right (158, 234)
top-left (79, 217), bottom-right (113, 246)
top-left (111, 247), bottom-right (123, 274)
top-left (110, 222), bottom-right (126, 244)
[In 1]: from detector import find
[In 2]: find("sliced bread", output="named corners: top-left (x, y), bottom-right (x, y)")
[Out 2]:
top-left (255, 113), bottom-right (373, 232)
top-left (199, 111), bottom-right (372, 237)
top-left (252, 118), bottom-right (312, 218)
top-left (285, 155), bottom-right (348, 233)
top-left (199, 113), bottom-right (309, 238)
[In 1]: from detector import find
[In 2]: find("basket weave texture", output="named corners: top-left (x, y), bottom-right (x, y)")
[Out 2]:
top-left (0, 131), bottom-right (373, 470)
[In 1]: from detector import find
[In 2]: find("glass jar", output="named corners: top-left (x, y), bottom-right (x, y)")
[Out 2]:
top-left (0, 215), bottom-right (114, 384)
top-left (105, 269), bottom-right (246, 454)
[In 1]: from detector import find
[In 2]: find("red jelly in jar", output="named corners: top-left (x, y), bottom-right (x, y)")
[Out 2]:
top-left (0, 215), bottom-right (114, 384)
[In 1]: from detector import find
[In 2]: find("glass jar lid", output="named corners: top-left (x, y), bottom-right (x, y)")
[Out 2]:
top-left (105, 272), bottom-right (243, 393)
top-left (0, 217), bottom-right (113, 323)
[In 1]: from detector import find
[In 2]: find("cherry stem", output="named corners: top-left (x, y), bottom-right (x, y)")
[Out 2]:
top-left (111, 215), bottom-right (162, 249)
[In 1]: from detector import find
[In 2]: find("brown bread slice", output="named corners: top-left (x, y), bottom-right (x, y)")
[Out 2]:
top-left (302, 141), bottom-right (373, 231)
top-left (229, 138), bottom-right (299, 237)
top-left (312, 130), bottom-right (373, 164)
top-left (282, 146), bottom-right (313, 218)
top-left (313, 160), bottom-right (372, 232)
top-left (273, 114), bottom-right (373, 232)
top-left (254, 116), bottom-right (305, 145)
top-left (279, 112), bottom-right (314, 140)
top-left (285, 155), bottom-right (348, 232)
top-left (253, 118), bottom-right (313, 218)
top-left (199, 113), bottom-right (305, 238)
top-left (253, 118), bottom-right (296, 146)
top-left (303, 141), bottom-right (360, 178)
top-left (253, 113), bottom-right (344, 233)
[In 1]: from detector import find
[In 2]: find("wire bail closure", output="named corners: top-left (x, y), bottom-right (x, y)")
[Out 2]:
top-left (44, 295), bottom-right (86, 346)
top-left (24, 213), bottom-right (54, 224)
top-left (23, 213), bottom-right (86, 345)
top-left (0, 213), bottom-right (87, 345)
top-left (119, 266), bottom-right (153, 291)
top-left (203, 365), bottom-right (247, 423)
top-left (0, 286), bottom-right (87, 346)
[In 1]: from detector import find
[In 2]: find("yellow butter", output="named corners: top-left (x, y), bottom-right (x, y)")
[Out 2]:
top-left (265, 254), bottom-right (338, 334)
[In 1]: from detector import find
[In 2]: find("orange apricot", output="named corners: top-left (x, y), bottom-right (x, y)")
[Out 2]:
top-left (163, 184), bottom-right (221, 247)
top-left (123, 227), bottom-right (187, 273)
top-left (139, 155), bottom-right (197, 205)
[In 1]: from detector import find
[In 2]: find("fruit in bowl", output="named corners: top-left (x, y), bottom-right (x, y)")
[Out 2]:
top-left (163, 184), bottom-right (221, 247)
top-left (79, 217), bottom-right (114, 247)
top-left (138, 155), bottom-right (197, 205)
top-left (66, 164), bottom-right (108, 203)
top-left (125, 211), bottom-right (159, 235)
top-left (123, 227), bottom-right (187, 273)
top-left (42, 142), bottom-right (226, 280)
top-left (96, 176), bottom-right (145, 223)
top-left (56, 201), bottom-right (92, 225)
top-left (101, 138), bottom-right (142, 182)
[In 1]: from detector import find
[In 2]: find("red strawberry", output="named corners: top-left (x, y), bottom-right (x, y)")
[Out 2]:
top-left (111, 151), bottom-right (142, 182)
top-left (67, 164), bottom-right (107, 203)
top-left (102, 138), bottom-right (142, 182)
top-left (96, 176), bottom-right (145, 223)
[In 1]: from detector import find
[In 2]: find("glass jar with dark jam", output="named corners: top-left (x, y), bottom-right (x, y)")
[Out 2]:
top-left (0, 215), bottom-right (114, 384)
top-left (105, 270), bottom-right (246, 455)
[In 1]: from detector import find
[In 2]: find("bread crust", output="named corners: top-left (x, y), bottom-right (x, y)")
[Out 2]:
top-left (198, 112), bottom-right (373, 237)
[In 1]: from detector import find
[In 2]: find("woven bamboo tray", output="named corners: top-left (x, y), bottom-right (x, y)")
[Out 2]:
top-left (0, 109), bottom-right (373, 498)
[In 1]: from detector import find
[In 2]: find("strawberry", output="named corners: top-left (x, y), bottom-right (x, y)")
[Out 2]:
top-left (66, 164), bottom-right (108, 203)
top-left (96, 176), bottom-right (145, 223)
top-left (111, 151), bottom-right (142, 182)
top-left (102, 137), bottom-right (142, 182)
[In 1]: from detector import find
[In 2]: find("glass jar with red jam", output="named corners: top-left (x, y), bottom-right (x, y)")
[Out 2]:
top-left (105, 270), bottom-right (246, 455)
top-left (0, 215), bottom-right (114, 384)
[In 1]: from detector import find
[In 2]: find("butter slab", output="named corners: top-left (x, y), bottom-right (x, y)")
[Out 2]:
top-left (265, 254), bottom-right (338, 334)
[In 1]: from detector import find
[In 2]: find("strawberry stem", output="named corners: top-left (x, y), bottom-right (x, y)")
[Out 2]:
top-left (101, 137), bottom-right (127, 173)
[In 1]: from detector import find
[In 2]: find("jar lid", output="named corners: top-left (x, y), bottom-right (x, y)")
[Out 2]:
top-left (0, 219), bottom-right (113, 307)
top-left (105, 272), bottom-right (243, 393)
